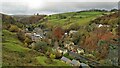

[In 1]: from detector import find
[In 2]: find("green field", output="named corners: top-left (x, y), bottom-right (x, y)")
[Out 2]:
top-left (41, 11), bottom-right (108, 29)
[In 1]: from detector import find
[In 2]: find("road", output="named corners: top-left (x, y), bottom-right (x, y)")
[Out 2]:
top-left (68, 51), bottom-right (100, 67)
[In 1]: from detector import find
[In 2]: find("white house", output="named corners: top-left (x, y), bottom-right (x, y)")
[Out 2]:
top-left (65, 32), bottom-right (68, 35)
top-left (98, 24), bottom-right (110, 28)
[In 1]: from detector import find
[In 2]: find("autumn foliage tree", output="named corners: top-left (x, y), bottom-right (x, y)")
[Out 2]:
top-left (52, 26), bottom-right (64, 47)
top-left (53, 26), bottom-right (64, 40)
top-left (79, 27), bottom-right (115, 60)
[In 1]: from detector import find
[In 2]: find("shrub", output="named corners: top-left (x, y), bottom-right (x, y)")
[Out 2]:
top-left (63, 53), bottom-right (74, 60)
top-left (24, 43), bottom-right (28, 47)
top-left (34, 41), bottom-right (47, 51)
top-left (15, 22), bottom-right (24, 29)
top-left (9, 25), bottom-right (20, 32)
top-left (17, 30), bottom-right (26, 42)
top-left (50, 53), bottom-right (56, 59)
top-left (46, 51), bottom-right (50, 56)
top-left (24, 37), bottom-right (32, 45)
top-left (55, 51), bottom-right (62, 59)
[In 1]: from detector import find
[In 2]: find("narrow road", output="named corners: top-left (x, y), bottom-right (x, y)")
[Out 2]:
top-left (68, 51), bottom-right (100, 67)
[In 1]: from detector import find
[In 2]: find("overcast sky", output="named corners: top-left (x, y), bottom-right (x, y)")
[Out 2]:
top-left (0, 0), bottom-right (119, 15)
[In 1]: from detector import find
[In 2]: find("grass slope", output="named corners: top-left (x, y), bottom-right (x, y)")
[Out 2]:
top-left (36, 56), bottom-right (70, 66)
top-left (2, 30), bottom-right (29, 52)
top-left (2, 30), bottom-right (69, 66)
top-left (45, 11), bottom-right (106, 29)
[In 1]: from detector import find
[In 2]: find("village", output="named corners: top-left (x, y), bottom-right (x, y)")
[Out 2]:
top-left (23, 23), bottom-right (115, 67)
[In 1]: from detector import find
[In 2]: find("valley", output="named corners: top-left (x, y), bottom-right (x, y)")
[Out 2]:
top-left (1, 9), bottom-right (119, 67)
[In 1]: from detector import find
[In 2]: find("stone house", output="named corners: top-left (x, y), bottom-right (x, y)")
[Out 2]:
top-left (61, 56), bottom-right (71, 64)
top-left (77, 48), bottom-right (85, 54)
top-left (61, 57), bottom-right (81, 66)
top-left (57, 47), bottom-right (68, 54)
top-left (69, 30), bottom-right (78, 37)
top-left (25, 33), bottom-right (32, 38)
top-left (33, 28), bottom-right (44, 38)
top-left (71, 59), bottom-right (80, 66)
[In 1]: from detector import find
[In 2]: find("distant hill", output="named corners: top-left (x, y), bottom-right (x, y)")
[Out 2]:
top-left (1, 13), bottom-right (16, 24)
top-left (13, 15), bottom-right (47, 24)
top-left (40, 11), bottom-right (109, 30)
top-left (1, 13), bottom-right (47, 25)
top-left (90, 11), bottom-right (119, 25)
top-left (39, 10), bottom-right (119, 31)
top-left (1, 10), bottom-right (118, 31)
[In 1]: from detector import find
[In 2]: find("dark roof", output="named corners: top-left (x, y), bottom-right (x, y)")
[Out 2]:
top-left (61, 56), bottom-right (71, 62)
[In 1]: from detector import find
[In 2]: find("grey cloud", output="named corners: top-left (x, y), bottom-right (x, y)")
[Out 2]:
top-left (1, 2), bottom-right (29, 14)
top-left (37, 2), bottom-right (118, 12)
top-left (1, 2), bottom-right (118, 15)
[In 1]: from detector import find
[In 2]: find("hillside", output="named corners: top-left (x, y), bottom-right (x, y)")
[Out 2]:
top-left (40, 11), bottom-right (109, 30)
top-left (90, 11), bottom-right (119, 25)
top-left (2, 30), bottom-right (70, 66)
top-left (38, 10), bottom-right (119, 66)
top-left (13, 15), bottom-right (47, 24)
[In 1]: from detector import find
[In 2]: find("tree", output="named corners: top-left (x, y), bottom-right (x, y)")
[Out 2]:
top-left (96, 44), bottom-right (109, 60)
top-left (110, 9), bottom-right (118, 12)
top-left (37, 13), bottom-right (39, 15)
top-left (69, 23), bottom-right (80, 30)
top-left (28, 26), bottom-right (34, 31)
top-left (79, 27), bottom-right (115, 60)
top-left (53, 26), bottom-right (64, 40)
top-left (72, 32), bottom-right (81, 45)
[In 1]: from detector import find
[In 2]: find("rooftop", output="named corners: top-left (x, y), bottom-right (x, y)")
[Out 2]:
top-left (71, 59), bottom-right (80, 66)
top-left (61, 56), bottom-right (71, 62)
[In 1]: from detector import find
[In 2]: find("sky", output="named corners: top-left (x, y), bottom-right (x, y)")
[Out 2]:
top-left (0, 0), bottom-right (119, 15)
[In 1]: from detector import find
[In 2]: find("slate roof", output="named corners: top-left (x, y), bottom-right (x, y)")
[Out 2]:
top-left (71, 59), bottom-right (80, 66)
top-left (61, 56), bottom-right (71, 63)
